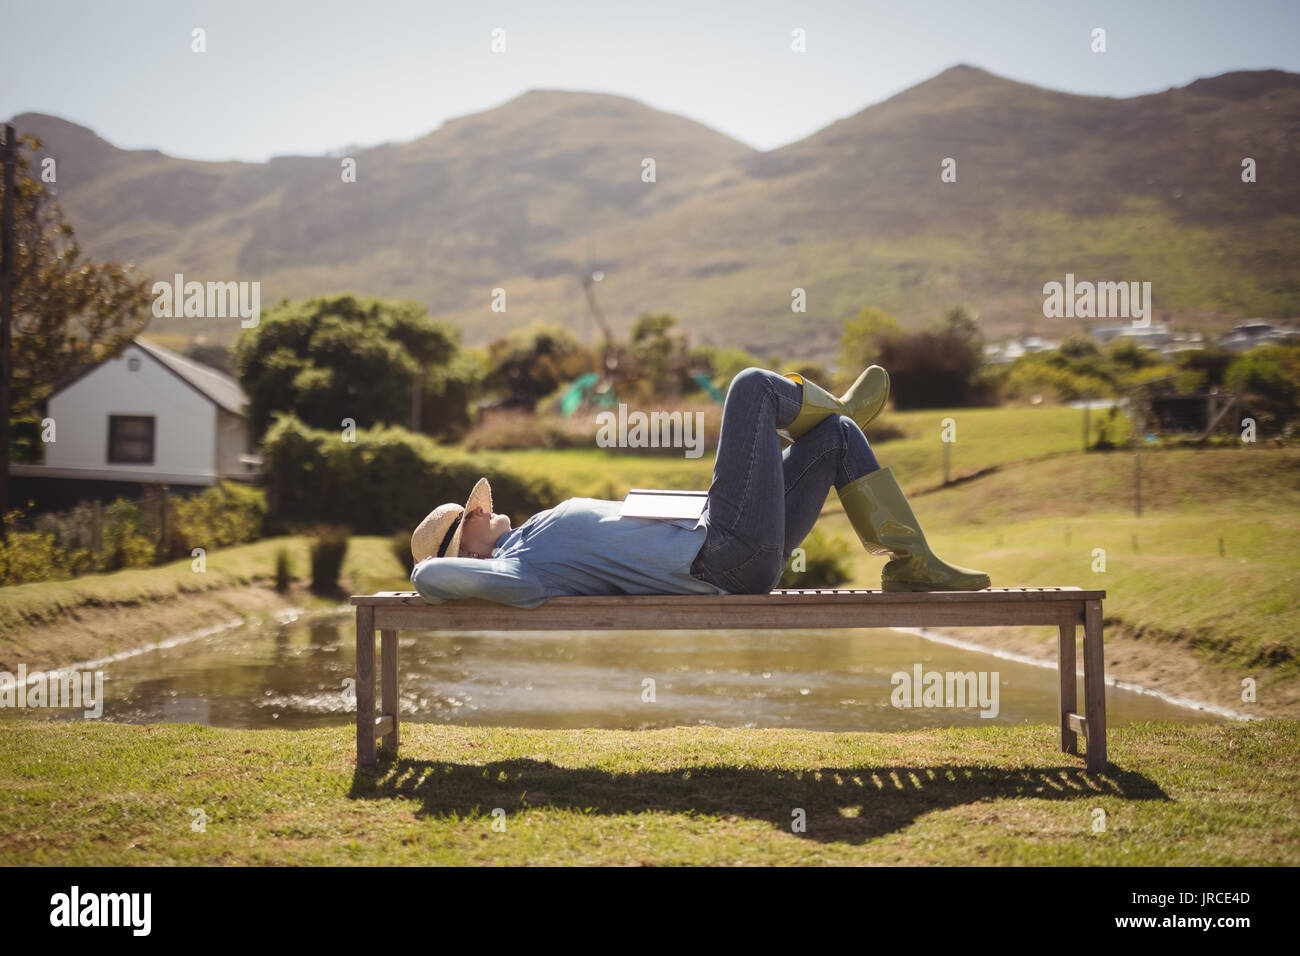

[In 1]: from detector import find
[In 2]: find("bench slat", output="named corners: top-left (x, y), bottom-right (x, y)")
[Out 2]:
top-left (372, 601), bottom-right (1083, 631)
top-left (352, 586), bottom-right (1104, 607)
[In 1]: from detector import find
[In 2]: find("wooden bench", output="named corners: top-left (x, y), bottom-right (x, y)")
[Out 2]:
top-left (350, 587), bottom-right (1108, 772)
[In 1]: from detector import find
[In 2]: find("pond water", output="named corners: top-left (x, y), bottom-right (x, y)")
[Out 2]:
top-left (5, 612), bottom-right (1225, 730)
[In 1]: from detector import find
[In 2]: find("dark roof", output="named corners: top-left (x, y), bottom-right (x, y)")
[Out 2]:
top-left (133, 339), bottom-right (247, 414)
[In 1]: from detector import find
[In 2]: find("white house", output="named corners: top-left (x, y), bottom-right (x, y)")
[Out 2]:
top-left (14, 338), bottom-right (259, 490)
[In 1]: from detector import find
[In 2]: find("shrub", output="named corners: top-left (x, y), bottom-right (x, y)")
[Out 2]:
top-left (1226, 344), bottom-right (1300, 433)
top-left (0, 483), bottom-right (267, 586)
top-left (691, 344), bottom-right (772, 395)
top-left (777, 526), bottom-right (853, 589)
top-left (261, 414), bottom-right (559, 534)
top-left (309, 526), bottom-right (349, 595)
top-left (1092, 406), bottom-right (1133, 450)
top-left (165, 482), bottom-right (267, 560)
top-left (483, 322), bottom-right (593, 410)
top-left (862, 417), bottom-right (908, 444)
top-left (100, 500), bottom-right (155, 571)
top-left (391, 531), bottom-right (415, 577)
top-left (840, 306), bottom-right (988, 410)
top-left (1001, 362), bottom-right (1112, 403)
top-left (274, 548), bottom-right (293, 593)
top-left (0, 526), bottom-right (63, 586)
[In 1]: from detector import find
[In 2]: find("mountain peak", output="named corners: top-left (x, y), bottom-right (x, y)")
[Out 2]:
top-left (933, 63), bottom-right (998, 81)
top-left (1184, 69), bottom-right (1300, 100)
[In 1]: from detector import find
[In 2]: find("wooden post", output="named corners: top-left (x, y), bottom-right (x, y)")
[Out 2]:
top-left (942, 440), bottom-right (951, 485)
top-left (1133, 445), bottom-right (1142, 517)
top-left (0, 124), bottom-right (16, 543)
top-left (356, 606), bottom-right (376, 767)
top-left (381, 629), bottom-right (399, 754)
top-left (157, 484), bottom-right (168, 559)
top-left (1132, 392), bottom-right (1143, 517)
top-left (1058, 622), bottom-right (1078, 755)
top-left (1083, 599), bottom-right (1107, 772)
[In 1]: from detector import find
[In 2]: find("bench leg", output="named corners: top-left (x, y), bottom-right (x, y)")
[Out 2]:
top-left (1083, 600), bottom-right (1107, 773)
top-left (1057, 622), bottom-right (1078, 756)
top-left (381, 629), bottom-right (399, 755)
top-left (356, 606), bottom-right (376, 768)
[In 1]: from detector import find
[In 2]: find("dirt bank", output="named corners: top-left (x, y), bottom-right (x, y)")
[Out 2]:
top-left (0, 584), bottom-right (344, 674)
top-left (927, 624), bottom-right (1298, 719)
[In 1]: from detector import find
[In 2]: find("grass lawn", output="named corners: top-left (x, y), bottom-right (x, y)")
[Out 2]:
top-left (1, 718), bottom-right (1295, 865)
top-left (485, 403), bottom-right (1106, 499)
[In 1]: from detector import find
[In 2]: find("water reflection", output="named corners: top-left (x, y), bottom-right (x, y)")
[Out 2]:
top-left (4, 614), bottom-right (1224, 730)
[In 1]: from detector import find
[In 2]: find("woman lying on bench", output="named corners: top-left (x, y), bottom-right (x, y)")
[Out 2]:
top-left (410, 365), bottom-right (990, 609)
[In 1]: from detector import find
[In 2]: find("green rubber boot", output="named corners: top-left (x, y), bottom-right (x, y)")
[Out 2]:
top-left (837, 466), bottom-right (991, 592)
top-left (778, 365), bottom-right (890, 442)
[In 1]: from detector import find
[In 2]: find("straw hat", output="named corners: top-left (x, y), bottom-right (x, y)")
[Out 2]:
top-left (411, 477), bottom-right (495, 563)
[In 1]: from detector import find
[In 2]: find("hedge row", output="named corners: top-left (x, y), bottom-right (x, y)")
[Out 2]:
top-left (260, 414), bottom-right (561, 535)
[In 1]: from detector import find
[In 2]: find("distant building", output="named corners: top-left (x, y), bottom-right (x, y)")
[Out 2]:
top-left (1090, 325), bottom-right (1133, 345)
top-left (1120, 326), bottom-right (1171, 346)
top-left (11, 338), bottom-right (259, 510)
top-left (1217, 320), bottom-right (1300, 352)
top-left (1090, 323), bottom-right (1171, 346)
top-left (984, 336), bottom-right (1060, 364)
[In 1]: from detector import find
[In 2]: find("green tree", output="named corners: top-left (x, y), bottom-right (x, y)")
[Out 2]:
top-left (838, 307), bottom-right (903, 375)
top-left (3, 133), bottom-right (152, 414)
top-left (233, 293), bottom-right (472, 440)
top-left (1175, 345), bottom-right (1235, 391)
top-left (1058, 334), bottom-right (1101, 361)
top-left (1227, 344), bottom-right (1300, 433)
top-left (626, 312), bottom-right (694, 399)
top-left (841, 305), bottom-right (987, 409)
top-left (1106, 337), bottom-right (1163, 371)
top-left (483, 322), bottom-right (592, 409)
top-left (690, 343), bottom-right (769, 394)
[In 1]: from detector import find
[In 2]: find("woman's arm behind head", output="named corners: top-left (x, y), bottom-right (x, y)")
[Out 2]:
top-left (411, 554), bottom-right (547, 608)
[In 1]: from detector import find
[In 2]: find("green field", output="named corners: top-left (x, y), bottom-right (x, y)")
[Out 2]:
top-left (1, 719), bottom-right (1295, 865)
top-left (488, 403), bottom-right (1112, 499)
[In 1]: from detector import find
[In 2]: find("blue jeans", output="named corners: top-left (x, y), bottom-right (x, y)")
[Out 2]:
top-left (689, 367), bottom-right (880, 594)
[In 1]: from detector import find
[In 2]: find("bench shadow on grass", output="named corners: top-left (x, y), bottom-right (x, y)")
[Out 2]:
top-left (349, 758), bottom-right (1169, 844)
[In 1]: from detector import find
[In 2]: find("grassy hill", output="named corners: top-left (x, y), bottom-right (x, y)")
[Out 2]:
top-left (10, 65), bottom-right (1300, 363)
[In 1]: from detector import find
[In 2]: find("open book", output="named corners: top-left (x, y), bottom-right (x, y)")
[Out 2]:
top-left (619, 488), bottom-right (708, 520)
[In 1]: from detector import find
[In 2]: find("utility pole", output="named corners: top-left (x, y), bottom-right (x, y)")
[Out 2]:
top-left (1, 124), bottom-right (16, 542)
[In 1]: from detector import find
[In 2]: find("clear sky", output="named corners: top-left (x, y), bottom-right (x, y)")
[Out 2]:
top-left (3, 0), bottom-right (1298, 162)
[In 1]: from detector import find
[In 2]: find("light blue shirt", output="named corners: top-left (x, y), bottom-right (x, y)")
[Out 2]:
top-left (410, 497), bottom-right (728, 608)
